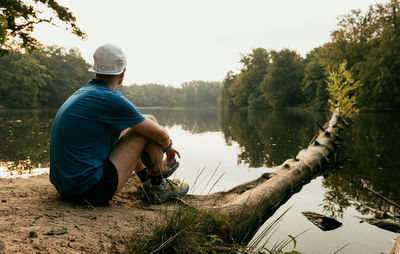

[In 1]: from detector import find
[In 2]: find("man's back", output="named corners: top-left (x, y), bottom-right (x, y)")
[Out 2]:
top-left (50, 79), bottom-right (144, 197)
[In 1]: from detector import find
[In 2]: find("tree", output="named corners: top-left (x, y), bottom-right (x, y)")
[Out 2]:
top-left (302, 48), bottom-right (329, 109)
top-left (322, 0), bottom-right (400, 109)
top-left (326, 61), bottom-right (363, 118)
top-left (119, 81), bottom-right (221, 108)
top-left (219, 71), bottom-right (236, 107)
top-left (261, 49), bottom-right (305, 108)
top-left (356, 0), bottom-right (400, 108)
top-left (228, 48), bottom-right (270, 108)
top-left (0, 46), bottom-right (92, 108)
top-left (0, 0), bottom-right (85, 55)
top-left (0, 51), bottom-right (45, 107)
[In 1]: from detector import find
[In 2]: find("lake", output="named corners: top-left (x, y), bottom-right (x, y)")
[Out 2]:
top-left (0, 108), bottom-right (399, 253)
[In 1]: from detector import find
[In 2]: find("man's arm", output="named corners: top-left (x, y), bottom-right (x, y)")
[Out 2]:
top-left (131, 118), bottom-right (170, 148)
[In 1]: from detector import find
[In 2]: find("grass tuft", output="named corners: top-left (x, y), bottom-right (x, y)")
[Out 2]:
top-left (129, 205), bottom-right (231, 254)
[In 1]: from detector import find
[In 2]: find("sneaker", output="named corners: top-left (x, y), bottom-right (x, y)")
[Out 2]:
top-left (141, 158), bottom-right (180, 188)
top-left (133, 158), bottom-right (179, 178)
top-left (144, 178), bottom-right (189, 204)
top-left (161, 159), bottom-right (179, 178)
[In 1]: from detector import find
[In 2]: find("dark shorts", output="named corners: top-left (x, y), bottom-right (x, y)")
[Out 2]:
top-left (64, 159), bottom-right (119, 206)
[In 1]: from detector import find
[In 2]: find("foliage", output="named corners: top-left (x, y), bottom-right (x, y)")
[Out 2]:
top-left (301, 48), bottom-right (329, 109)
top-left (261, 49), bottom-right (305, 108)
top-left (219, 71), bottom-right (236, 108)
top-left (181, 81), bottom-right (222, 107)
top-left (0, 0), bottom-right (85, 55)
top-left (0, 46), bottom-right (221, 109)
top-left (129, 202), bottom-right (304, 254)
top-left (119, 80), bottom-right (222, 107)
top-left (220, 0), bottom-right (400, 110)
top-left (220, 48), bottom-right (305, 109)
top-left (322, 0), bottom-right (400, 109)
top-left (326, 61), bottom-right (363, 118)
top-left (228, 48), bottom-right (270, 108)
top-left (129, 206), bottom-right (230, 254)
top-left (0, 46), bottom-right (92, 108)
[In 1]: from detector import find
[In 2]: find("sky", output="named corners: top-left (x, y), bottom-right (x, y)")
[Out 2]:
top-left (33, 0), bottom-right (387, 87)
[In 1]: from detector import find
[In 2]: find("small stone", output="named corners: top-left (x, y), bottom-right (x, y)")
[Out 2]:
top-left (29, 231), bottom-right (38, 238)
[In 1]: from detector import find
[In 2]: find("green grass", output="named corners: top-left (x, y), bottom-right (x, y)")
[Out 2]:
top-left (127, 203), bottom-right (308, 254)
top-left (128, 205), bottom-right (232, 254)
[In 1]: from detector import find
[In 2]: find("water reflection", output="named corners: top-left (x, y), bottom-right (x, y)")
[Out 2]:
top-left (219, 108), bottom-right (329, 167)
top-left (139, 107), bottom-right (220, 133)
top-left (0, 108), bottom-right (219, 175)
top-left (218, 109), bottom-right (400, 219)
top-left (321, 112), bottom-right (400, 218)
top-left (0, 109), bottom-right (54, 171)
top-left (0, 160), bottom-right (49, 178)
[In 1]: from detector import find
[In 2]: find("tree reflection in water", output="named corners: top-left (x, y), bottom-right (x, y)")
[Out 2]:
top-left (0, 109), bottom-right (54, 170)
top-left (321, 112), bottom-right (400, 218)
top-left (219, 108), bottom-right (328, 167)
top-left (140, 107), bottom-right (220, 134)
top-left (218, 109), bottom-right (400, 219)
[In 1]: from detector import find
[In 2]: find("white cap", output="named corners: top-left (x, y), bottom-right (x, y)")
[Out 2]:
top-left (88, 44), bottom-right (127, 75)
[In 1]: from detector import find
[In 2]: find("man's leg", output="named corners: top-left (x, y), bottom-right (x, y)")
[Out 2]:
top-left (109, 114), bottom-right (188, 203)
top-left (109, 128), bottom-right (148, 195)
top-left (110, 114), bottom-right (160, 195)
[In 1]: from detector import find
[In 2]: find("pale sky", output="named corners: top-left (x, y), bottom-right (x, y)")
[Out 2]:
top-left (33, 0), bottom-right (387, 87)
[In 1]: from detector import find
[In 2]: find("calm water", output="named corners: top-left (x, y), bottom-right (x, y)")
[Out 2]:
top-left (0, 108), bottom-right (399, 253)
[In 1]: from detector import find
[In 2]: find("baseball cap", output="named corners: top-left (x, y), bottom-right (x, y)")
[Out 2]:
top-left (88, 44), bottom-right (127, 75)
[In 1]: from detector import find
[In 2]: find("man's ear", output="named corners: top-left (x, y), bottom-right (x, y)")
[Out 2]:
top-left (118, 68), bottom-right (126, 84)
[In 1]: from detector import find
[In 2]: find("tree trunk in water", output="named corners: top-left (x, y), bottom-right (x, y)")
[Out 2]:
top-left (390, 236), bottom-right (400, 254)
top-left (184, 110), bottom-right (348, 240)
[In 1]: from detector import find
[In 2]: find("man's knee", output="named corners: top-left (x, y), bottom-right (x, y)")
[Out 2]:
top-left (143, 114), bottom-right (157, 122)
top-left (143, 139), bottom-right (164, 175)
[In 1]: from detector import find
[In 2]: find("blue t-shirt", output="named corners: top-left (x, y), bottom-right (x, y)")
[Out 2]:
top-left (50, 79), bottom-right (145, 196)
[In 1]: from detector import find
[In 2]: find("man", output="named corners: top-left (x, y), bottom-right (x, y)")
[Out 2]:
top-left (49, 44), bottom-right (189, 206)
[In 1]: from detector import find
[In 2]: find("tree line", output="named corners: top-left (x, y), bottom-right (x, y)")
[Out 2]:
top-left (0, 47), bottom-right (92, 108)
top-left (119, 81), bottom-right (222, 107)
top-left (220, 0), bottom-right (400, 110)
top-left (0, 47), bottom-right (221, 108)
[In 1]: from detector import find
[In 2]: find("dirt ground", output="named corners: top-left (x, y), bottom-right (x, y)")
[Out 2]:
top-left (0, 174), bottom-right (162, 254)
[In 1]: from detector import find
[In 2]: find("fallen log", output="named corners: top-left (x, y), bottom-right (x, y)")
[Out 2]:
top-left (357, 217), bottom-right (400, 233)
top-left (183, 110), bottom-right (349, 240)
top-left (390, 236), bottom-right (400, 254)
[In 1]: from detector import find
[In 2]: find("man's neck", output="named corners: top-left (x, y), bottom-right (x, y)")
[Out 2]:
top-left (106, 81), bottom-right (119, 90)
top-left (95, 77), bottom-right (119, 90)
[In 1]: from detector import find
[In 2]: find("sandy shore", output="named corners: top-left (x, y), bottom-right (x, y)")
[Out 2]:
top-left (0, 174), bottom-right (159, 253)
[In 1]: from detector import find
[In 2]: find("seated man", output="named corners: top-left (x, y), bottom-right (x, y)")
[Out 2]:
top-left (49, 44), bottom-right (189, 206)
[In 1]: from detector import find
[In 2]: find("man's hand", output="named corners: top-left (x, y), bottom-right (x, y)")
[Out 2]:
top-left (166, 147), bottom-right (180, 163)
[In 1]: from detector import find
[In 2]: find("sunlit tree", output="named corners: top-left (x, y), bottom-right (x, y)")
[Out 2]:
top-left (326, 61), bottom-right (363, 117)
top-left (0, 0), bottom-right (85, 55)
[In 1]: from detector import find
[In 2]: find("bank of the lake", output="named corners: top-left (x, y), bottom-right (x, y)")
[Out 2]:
top-left (0, 174), bottom-right (161, 253)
